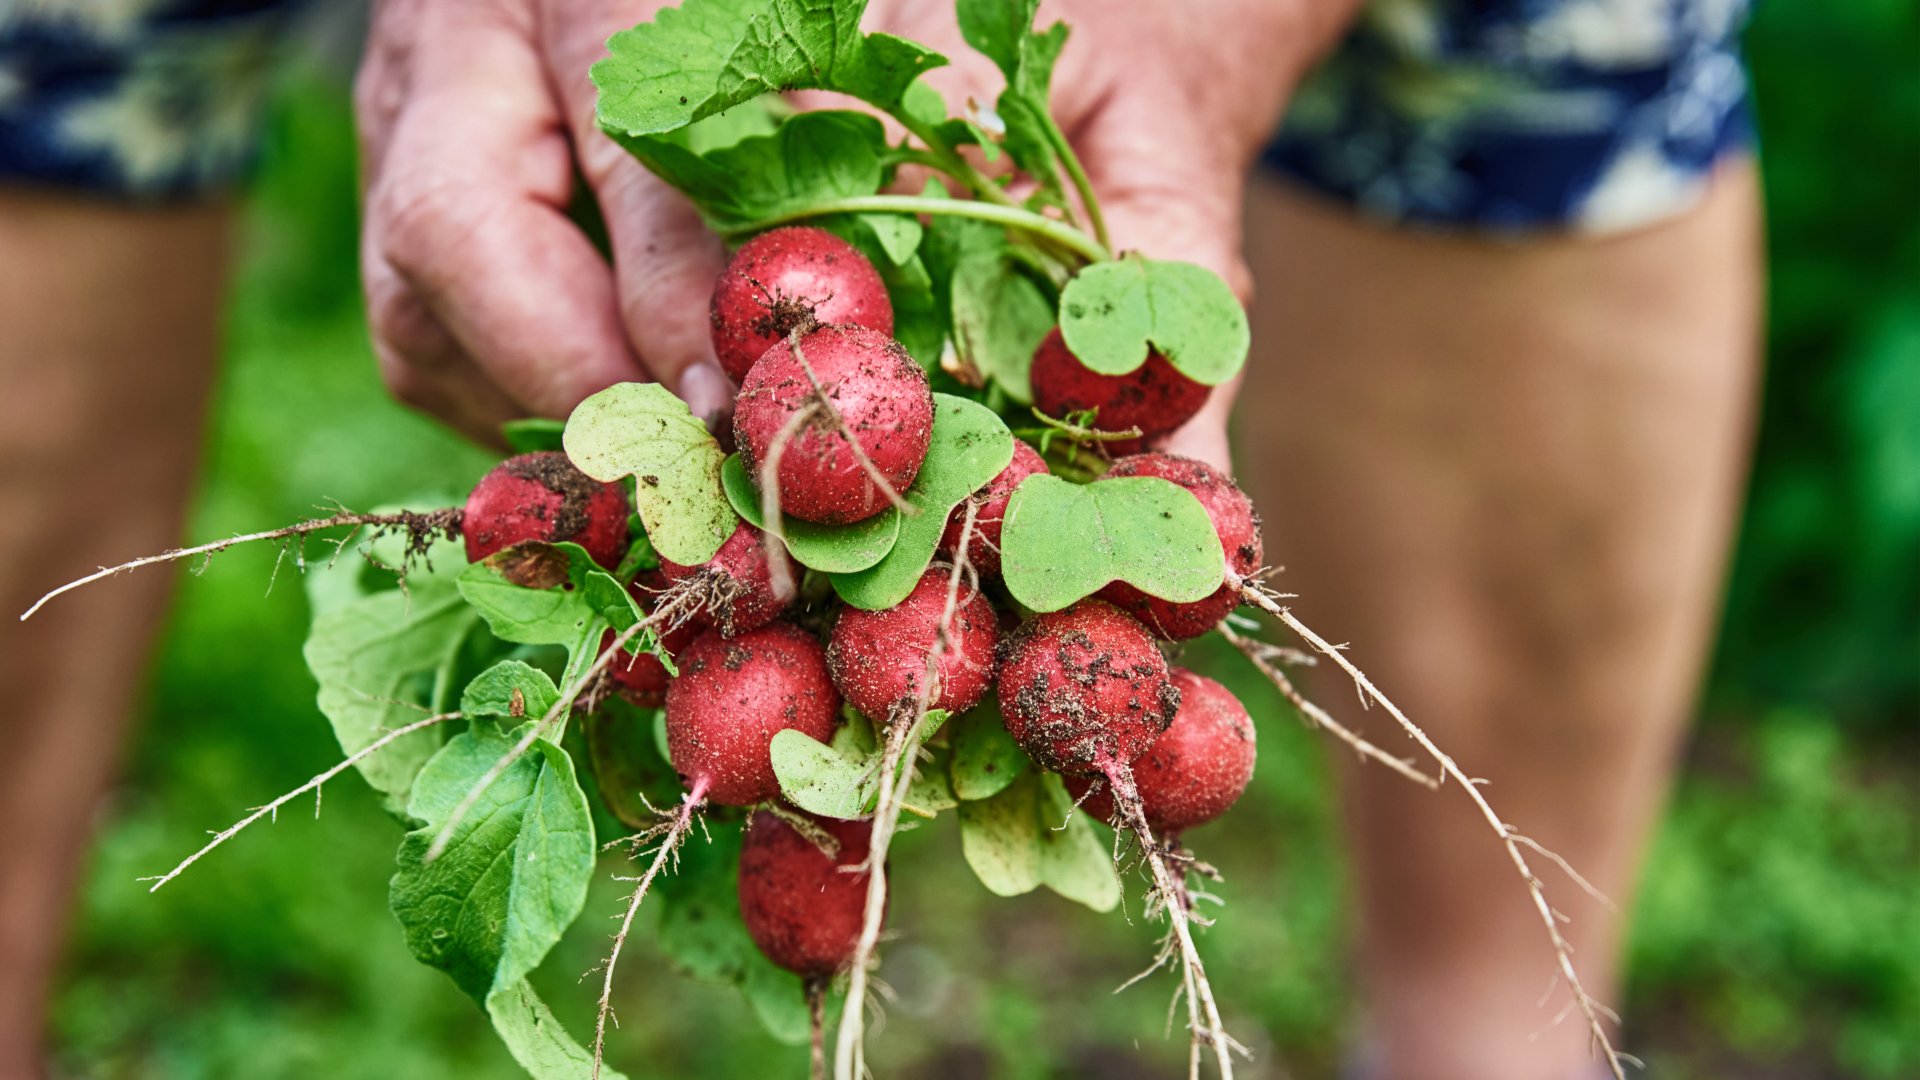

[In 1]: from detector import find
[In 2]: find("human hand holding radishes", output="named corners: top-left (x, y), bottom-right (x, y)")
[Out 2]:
top-left (25, 4), bottom-right (1633, 1080)
top-left (357, 0), bottom-right (1355, 459)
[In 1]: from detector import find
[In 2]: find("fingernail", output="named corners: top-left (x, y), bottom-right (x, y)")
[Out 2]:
top-left (679, 362), bottom-right (734, 428)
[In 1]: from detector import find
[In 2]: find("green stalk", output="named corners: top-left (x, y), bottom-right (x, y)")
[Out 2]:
top-left (892, 112), bottom-right (1023, 210)
top-left (718, 195), bottom-right (1111, 264)
top-left (1042, 115), bottom-right (1109, 251)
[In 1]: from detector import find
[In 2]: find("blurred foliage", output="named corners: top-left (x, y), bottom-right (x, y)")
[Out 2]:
top-left (48, 1), bottom-right (1919, 1077)
top-left (1709, 0), bottom-right (1920, 725)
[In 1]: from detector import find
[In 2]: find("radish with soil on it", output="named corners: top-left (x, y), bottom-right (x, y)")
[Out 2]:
top-left (995, 598), bottom-right (1238, 1076)
top-left (739, 810), bottom-right (881, 1080)
top-left (656, 518), bottom-right (799, 637)
top-left (1067, 668), bottom-right (1257, 836)
top-left (1029, 329), bottom-right (1210, 453)
top-left (710, 227), bottom-right (895, 382)
top-left (826, 565), bottom-right (999, 721)
top-left (734, 324), bottom-right (934, 525)
top-left (593, 619), bottom-right (843, 1077)
top-left (1096, 452), bottom-right (1263, 641)
top-left (462, 451), bottom-right (630, 569)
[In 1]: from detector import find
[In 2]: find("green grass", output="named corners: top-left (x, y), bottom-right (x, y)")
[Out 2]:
top-left (49, 1), bottom-right (1920, 1072)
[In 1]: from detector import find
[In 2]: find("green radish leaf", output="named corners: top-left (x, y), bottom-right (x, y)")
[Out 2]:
top-left (831, 395), bottom-right (1015, 609)
top-left (1033, 772), bottom-right (1120, 912)
top-left (951, 250), bottom-right (1055, 402)
top-left (389, 724), bottom-right (595, 1001)
top-left (703, 111), bottom-right (886, 223)
top-left (957, 0), bottom-right (1068, 198)
top-left (1057, 256), bottom-right (1249, 385)
top-left (1000, 474), bottom-right (1225, 612)
top-left (948, 696), bottom-right (1031, 801)
top-left (304, 578), bottom-right (478, 813)
top-left (958, 769), bottom-right (1042, 895)
top-left (904, 743), bottom-right (960, 816)
top-left (456, 541), bottom-right (616, 689)
top-left (721, 454), bottom-right (901, 573)
top-left (594, 0), bottom-right (944, 142)
top-left (740, 953), bottom-right (814, 1047)
top-left (771, 710), bottom-right (951, 819)
top-left (768, 728), bottom-right (871, 819)
top-left (486, 980), bottom-right (631, 1080)
top-left (857, 213), bottom-right (923, 265)
top-left (957, 770), bottom-right (1117, 909)
top-left (500, 417), bottom-right (566, 454)
top-left (815, 209), bottom-right (944, 368)
top-left (459, 661), bottom-right (560, 721)
top-left (584, 700), bottom-right (681, 830)
top-left (563, 383), bottom-right (735, 565)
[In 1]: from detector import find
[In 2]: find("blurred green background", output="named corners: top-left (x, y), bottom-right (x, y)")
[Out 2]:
top-left (50, 2), bottom-right (1917, 1078)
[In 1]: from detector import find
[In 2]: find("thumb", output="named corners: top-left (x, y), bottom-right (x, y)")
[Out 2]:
top-left (1074, 98), bottom-right (1251, 473)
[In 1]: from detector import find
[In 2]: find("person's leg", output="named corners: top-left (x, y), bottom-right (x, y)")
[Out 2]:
top-left (1235, 162), bottom-right (1761, 1080)
top-left (0, 192), bottom-right (230, 1075)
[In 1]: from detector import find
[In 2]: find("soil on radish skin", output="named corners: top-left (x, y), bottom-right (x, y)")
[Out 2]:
top-left (1000, 626), bottom-right (1180, 775)
top-left (501, 452), bottom-right (601, 542)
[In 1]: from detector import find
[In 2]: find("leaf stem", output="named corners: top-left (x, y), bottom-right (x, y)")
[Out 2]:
top-left (718, 195), bottom-right (1109, 265)
top-left (1041, 115), bottom-right (1109, 251)
top-left (891, 112), bottom-right (1022, 211)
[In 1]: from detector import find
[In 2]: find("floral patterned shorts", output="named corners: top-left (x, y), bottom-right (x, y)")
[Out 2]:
top-left (1, 0), bottom-right (1752, 234)
top-left (1267, 0), bottom-right (1755, 233)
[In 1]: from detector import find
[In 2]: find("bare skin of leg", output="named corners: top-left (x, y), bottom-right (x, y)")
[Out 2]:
top-left (0, 192), bottom-right (228, 1077)
top-left (1235, 163), bottom-right (1761, 1080)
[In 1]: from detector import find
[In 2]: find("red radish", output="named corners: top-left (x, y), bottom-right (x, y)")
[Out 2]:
top-left (994, 599), bottom-right (1180, 776)
top-left (936, 439), bottom-right (1048, 580)
top-left (461, 451), bottom-right (629, 569)
top-left (664, 622), bottom-right (840, 806)
top-left (1095, 453), bottom-right (1263, 640)
top-left (657, 519), bottom-right (796, 637)
top-left (737, 811), bottom-right (878, 977)
top-left (710, 227), bottom-right (895, 382)
top-left (733, 324), bottom-right (934, 525)
top-left (1067, 669), bottom-right (1256, 834)
top-left (602, 619), bottom-right (698, 708)
top-left (827, 567), bottom-right (999, 721)
top-left (1029, 328), bottom-right (1209, 452)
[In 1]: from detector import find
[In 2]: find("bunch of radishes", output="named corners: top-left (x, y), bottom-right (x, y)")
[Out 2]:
top-left (446, 223), bottom-right (1263, 1070)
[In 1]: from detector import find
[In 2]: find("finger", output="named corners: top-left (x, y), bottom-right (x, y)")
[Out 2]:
top-left (541, 6), bottom-right (733, 423)
top-left (364, 259), bottom-right (522, 444)
top-left (361, 6), bottom-right (640, 421)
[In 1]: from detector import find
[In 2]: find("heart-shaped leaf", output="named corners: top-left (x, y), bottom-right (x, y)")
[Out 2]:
top-left (831, 394), bottom-right (1015, 610)
top-left (1058, 256), bottom-right (1248, 385)
top-left (999, 474), bottom-right (1225, 612)
top-left (956, 769), bottom-right (1117, 910)
top-left (563, 383), bottom-right (735, 565)
top-left (948, 696), bottom-right (1031, 801)
top-left (722, 454), bottom-right (900, 573)
top-left (770, 710), bottom-right (951, 819)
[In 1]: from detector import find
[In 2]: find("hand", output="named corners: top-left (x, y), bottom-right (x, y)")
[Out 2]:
top-left (357, 0), bottom-right (735, 443)
top-left (868, 0), bottom-right (1359, 470)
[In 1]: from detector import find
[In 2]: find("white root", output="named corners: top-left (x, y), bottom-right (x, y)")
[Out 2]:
top-left (832, 502), bottom-right (980, 1080)
top-left (21, 507), bottom-right (461, 621)
top-left (1233, 580), bottom-right (1630, 1080)
top-left (1215, 621), bottom-right (1438, 789)
top-left (590, 779), bottom-right (709, 1080)
top-left (1107, 765), bottom-right (1240, 1080)
top-left (142, 710), bottom-right (461, 892)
